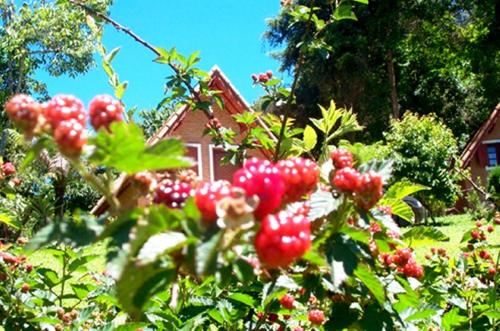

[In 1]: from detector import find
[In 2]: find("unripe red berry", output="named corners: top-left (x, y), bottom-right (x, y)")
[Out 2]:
top-left (471, 230), bottom-right (480, 240)
top-left (279, 293), bottom-right (295, 309)
top-left (377, 205), bottom-right (393, 215)
top-left (331, 148), bottom-right (354, 169)
top-left (57, 308), bottom-right (65, 319)
top-left (403, 260), bottom-right (423, 279)
top-left (251, 74), bottom-right (258, 81)
top-left (430, 247), bottom-right (436, 254)
top-left (21, 283), bottom-right (29, 293)
top-left (488, 267), bottom-right (496, 276)
top-left (254, 211), bottom-right (311, 268)
top-left (153, 180), bottom-right (193, 209)
top-left (25, 264), bottom-right (33, 273)
top-left (4, 94), bottom-right (42, 134)
top-left (194, 180), bottom-right (233, 222)
top-left (479, 250), bottom-right (491, 260)
top-left (233, 158), bottom-right (285, 219)
top-left (53, 119), bottom-right (87, 157)
top-left (45, 94), bottom-right (86, 129)
top-left (332, 167), bottom-right (361, 193)
top-left (258, 73), bottom-right (269, 83)
top-left (1, 162), bottom-right (16, 176)
top-left (266, 70), bottom-right (273, 79)
top-left (487, 225), bottom-right (494, 233)
top-left (88, 94), bottom-right (124, 131)
top-left (277, 157), bottom-right (319, 203)
top-left (369, 221), bottom-right (382, 233)
top-left (476, 221), bottom-right (482, 228)
top-left (437, 247), bottom-right (446, 256)
top-left (308, 309), bottom-right (325, 325)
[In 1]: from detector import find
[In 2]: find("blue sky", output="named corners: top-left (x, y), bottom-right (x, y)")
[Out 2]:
top-left (36, 1), bottom-right (284, 111)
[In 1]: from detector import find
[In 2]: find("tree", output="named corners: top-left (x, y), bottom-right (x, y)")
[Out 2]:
top-left (266, 0), bottom-right (499, 142)
top-left (384, 112), bottom-right (461, 212)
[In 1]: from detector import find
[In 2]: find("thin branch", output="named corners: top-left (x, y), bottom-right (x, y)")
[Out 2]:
top-left (68, 0), bottom-right (216, 122)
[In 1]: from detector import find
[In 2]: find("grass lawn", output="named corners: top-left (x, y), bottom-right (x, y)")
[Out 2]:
top-left (404, 213), bottom-right (500, 262)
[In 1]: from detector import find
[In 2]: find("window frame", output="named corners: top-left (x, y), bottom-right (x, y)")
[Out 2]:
top-left (208, 144), bottom-right (238, 181)
top-left (186, 143), bottom-right (203, 178)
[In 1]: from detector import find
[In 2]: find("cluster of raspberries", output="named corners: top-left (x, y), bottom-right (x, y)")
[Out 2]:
top-left (379, 248), bottom-right (424, 279)
top-left (330, 148), bottom-right (383, 210)
top-left (4, 94), bottom-right (124, 157)
top-left (153, 157), bottom-right (320, 269)
top-left (251, 70), bottom-right (273, 83)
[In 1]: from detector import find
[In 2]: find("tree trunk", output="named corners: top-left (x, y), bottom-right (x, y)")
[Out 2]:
top-left (386, 49), bottom-right (399, 118)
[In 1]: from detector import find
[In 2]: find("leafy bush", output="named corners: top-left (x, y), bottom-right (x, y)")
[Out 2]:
top-left (384, 112), bottom-right (461, 212)
top-left (487, 166), bottom-right (500, 196)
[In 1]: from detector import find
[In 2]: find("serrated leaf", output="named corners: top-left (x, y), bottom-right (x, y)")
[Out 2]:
top-left (71, 283), bottom-right (93, 300)
top-left (308, 191), bottom-right (341, 220)
top-left (378, 198), bottom-right (415, 222)
top-left (90, 122), bottom-right (192, 174)
top-left (358, 159), bottom-right (393, 184)
top-left (137, 231), bottom-right (187, 264)
top-left (303, 125), bottom-right (317, 151)
top-left (326, 234), bottom-right (358, 289)
top-left (68, 255), bottom-right (98, 273)
top-left (384, 182), bottom-right (429, 200)
top-left (228, 293), bottom-right (257, 308)
top-left (354, 264), bottom-right (385, 305)
top-left (334, 3), bottom-right (357, 21)
top-left (403, 227), bottom-right (449, 242)
top-left (196, 232), bottom-right (222, 276)
top-left (37, 268), bottom-right (60, 288)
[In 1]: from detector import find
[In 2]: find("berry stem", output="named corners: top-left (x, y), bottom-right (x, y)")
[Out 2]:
top-left (73, 161), bottom-right (120, 212)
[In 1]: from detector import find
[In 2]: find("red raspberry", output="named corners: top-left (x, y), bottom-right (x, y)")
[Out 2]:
top-left (291, 201), bottom-right (310, 217)
top-left (403, 260), bottom-right (423, 279)
top-left (88, 94), bottom-right (124, 131)
top-left (53, 120), bottom-right (87, 157)
top-left (277, 157), bottom-right (319, 203)
top-left (392, 248), bottom-right (413, 266)
top-left (332, 167), bottom-right (361, 193)
top-left (153, 180), bottom-right (193, 209)
top-left (0, 252), bottom-right (20, 265)
top-left (1, 162), bottom-right (16, 176)
top-left (308, 309), bottom-right (325, 325)
top-left (354, 171), bottom-right (383, 210)
top-left (4, 94), bottom-right (41, 134)
top-left (471, 230), bottom-right (481, 240)
top-left (258, 73), bottom-right (269, 83)
top-left (488, 267), bottom-right (496, 276)
top-left (233, 158), bottom-right (285, 219)
top-left (254, 211), bottom-right (311, 268)
top-left (331, 148), bottom-right (354, 169)
top-left (476, 221), bottom-right (482, 228)
top-left (25, 264), bottom-right (33, 273)
top-left (266, 70), bottom-right (273, 79)
top-left (267, 313), bottom-right (278, 323)
top-left (194, 180), bottom-right (233, 223)
top-left (369, 221), bottom-right (382, 233)
top-left (487, 225), bottom-right (494, 233)
top-left (479, 250), bottom-right (491, 260)
top-left (279, 293), bottom-right (295, 309)
top-left (45, 94), bottom-right (86, 129)
top-left (21, 283), bottom-right (30, 293)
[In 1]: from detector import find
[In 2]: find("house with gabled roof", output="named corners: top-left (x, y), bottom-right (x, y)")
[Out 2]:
top-left (457, 103), bottom-right (500, 208)
top-left (92, 66), bottom-right (273, 214)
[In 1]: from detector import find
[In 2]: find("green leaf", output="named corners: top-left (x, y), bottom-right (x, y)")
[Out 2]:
top-left (105, 47), bottom-right (121, 63)
top-left (71, 283), bottom-right (94, 300)
top-left (68, 255), bottom-right (98, 273)
top-left (115, 81), bottom-right (128, 99)
top-left (379, 198), bottom-right (415, 222)
top-left (442, 307), bottom-right (468, 331)
top-left (228, 293), bottom-right (257, 308)
top-left (37, 268), bottom-right (60, 288)
top-left (0, 213), bottom-right (20, 229)
top-left (137, 231), bottom-right (187, 263)
top-left (334, 3), bottom-right (357, 21)
top-left (384, 182), bottom-right (429, 200)
top-left (116, 260), bottom-right (176, 319)
top-left (354, 264), bottom-right (385, 305)
top-left (196, 232), bottom-right (223, 276)
top-left (403, 227), bottom-right (449, 242)
top-left (354, 0), bottom-right (368, 4)
top-left (482, 310), bottom-right (500, 319)
top-left (303, 125), bottom-right (317, 151)
top-left (308, 191), bottom-right (342, 220)
top-left (326, 234), bottom-right (358, 289)
top-left (90, 122), bottom-right (192, 174)
top-left (358, 159), bottom-right (393, 184)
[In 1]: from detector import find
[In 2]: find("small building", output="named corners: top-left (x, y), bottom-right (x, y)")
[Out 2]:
top-left (92, 66), bottom-right (273, 214)
top-left (458, 103), bottom-right (500, 208)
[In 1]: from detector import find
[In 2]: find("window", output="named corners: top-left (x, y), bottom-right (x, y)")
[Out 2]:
top-left (487, 145), bottom-right (497, 167)
top-left (209, 145), bottom-right (240, 181)
top-left (186, 143), bottom-right (202, 177)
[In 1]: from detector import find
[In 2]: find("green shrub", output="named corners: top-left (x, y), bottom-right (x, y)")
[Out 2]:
top-left (384, 112), bottom-right (461, 212)
top-left (487, 166), bottom-right (500, 195)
